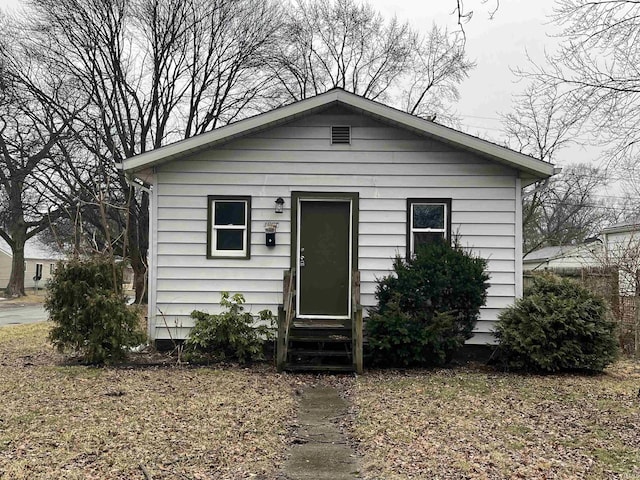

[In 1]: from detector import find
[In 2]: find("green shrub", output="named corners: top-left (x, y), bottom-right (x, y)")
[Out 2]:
top-left (494, 273), bottom-right (619, 372)
top-left (46, 256), bottom-right (145, 364)
top-left (186, 292), bottom-right (274, 363)
top-left (366, 240), bottom-right (489, 366)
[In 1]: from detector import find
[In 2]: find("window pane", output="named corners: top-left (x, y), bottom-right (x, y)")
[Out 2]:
top-left (413, 204), bottom-right (444, 229)
top-left (216, 229), bottom-right (244, 251)
top-left (215, 201), bottom-right (245, 226)
top-left (414, 232), bottom-right (445, 251)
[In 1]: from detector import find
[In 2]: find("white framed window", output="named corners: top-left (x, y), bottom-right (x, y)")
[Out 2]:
top-left (207, 196), bottom-right (251, 259)
top-left (407, 198), bottom-right (451, 255)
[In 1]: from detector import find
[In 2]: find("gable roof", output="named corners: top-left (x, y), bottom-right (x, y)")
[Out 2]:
top-left (122, 88), bottom-right (555, 184)
top-left (523, 243), bottom-right (601, 266)
top-left (601, 218), bottom-right (640, 235)
top-left (523, 245), bottom-right (582, 263)
top-left (0, 237), bottom-right (65, 261)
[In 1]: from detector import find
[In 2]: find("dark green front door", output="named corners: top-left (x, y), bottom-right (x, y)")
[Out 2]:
top-left (298, 200), bottom-right (351, 318)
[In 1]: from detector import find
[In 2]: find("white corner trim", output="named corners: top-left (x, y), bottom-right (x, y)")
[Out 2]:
top-left (515, 177), bottom-right (524, 299)
top-left (148, 168), bottom-right (158, 340)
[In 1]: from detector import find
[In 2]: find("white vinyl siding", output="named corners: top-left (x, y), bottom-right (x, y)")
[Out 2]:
top-left (151, 107), bottom-right (520, 344)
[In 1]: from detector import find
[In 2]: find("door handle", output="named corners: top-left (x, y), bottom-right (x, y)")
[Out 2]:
top-left (300, 255), bottom-right (306, 267)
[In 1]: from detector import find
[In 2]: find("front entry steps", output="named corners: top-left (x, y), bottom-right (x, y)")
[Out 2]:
top-left (276, 269), bottom-right (363, 373)
top-left (284, 322), bottom-right (355, 372)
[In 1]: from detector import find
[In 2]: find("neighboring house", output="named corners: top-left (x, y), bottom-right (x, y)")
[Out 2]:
top-left (0, 238), bottom-right (65, 290)
top-left (0, 242), bottom-right (11, 290)
top-left (123, 88), bottom-right (554, 366)
top-left (602, 219), bottom-right (640, 257)
top-left (602, 220), bottom-right (640, 296)
top-left (523, 243), bottom-right (601, 272)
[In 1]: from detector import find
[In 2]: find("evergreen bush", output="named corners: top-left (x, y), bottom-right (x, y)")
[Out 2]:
top-left (366, 240), bottom-right (489, 366)
top-left (494, 273), bottom-right (619, 372)
top-left (46, 256), bottom-right (145, 364)
top-left (186, 292), bottom-right (274, 363)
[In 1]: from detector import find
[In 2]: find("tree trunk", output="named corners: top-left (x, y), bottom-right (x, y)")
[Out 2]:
top-left (129, 190), bottom-right (149, 304)
top-left (5, 228), bottom-right (27, 297)
top-left (131, 252), bottom-right (148, 304)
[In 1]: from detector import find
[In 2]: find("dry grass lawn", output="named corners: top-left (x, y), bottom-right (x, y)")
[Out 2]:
top-left (348, 365), bottom-right (640, 479)
top-left (0, 323), bottom-right (296, 479)
top-left (2, 322), bottom-right (639, 479)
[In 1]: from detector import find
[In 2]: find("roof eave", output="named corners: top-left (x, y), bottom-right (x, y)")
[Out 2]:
top-left (601, 224), bottom-right (640, 235)
top-left (123, 92), bottom-right (343, 173)
top-left (123, 89), bottom-right (555, 181)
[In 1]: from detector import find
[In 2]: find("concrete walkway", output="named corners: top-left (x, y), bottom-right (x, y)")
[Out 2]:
top-left (282, 386), bottom-right (360, 480)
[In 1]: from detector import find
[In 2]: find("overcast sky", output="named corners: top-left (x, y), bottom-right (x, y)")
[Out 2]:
top-left (2, 0), bottom-right (591, 164)
top-left (370, 1), bottom-right (567, 150)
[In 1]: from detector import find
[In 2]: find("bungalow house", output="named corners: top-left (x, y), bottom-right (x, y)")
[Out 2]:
top-left (0, 237), bottom-right (65, 291)
top-left (122, 88), bottom-right (555, 371)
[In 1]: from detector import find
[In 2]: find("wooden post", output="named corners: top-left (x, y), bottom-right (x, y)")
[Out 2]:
top-left (276, 305), bottom-right (286, 371)
top-left (353, 270), bottom-right (361, 307)
top-left (277, 269), bottom-right (294, 372)
top-left (354, 306), bottom-right (363, 374)
top-left (352, 270), bottom-right (363, 373)
top-left (283, 269), bottom-right (293, 309)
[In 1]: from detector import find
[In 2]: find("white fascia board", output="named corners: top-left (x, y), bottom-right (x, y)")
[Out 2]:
top-left (601, 224), bottom-right (640, 235)
top-left (122, 89), bottom-right (555, 180)
top-left (336, 92), bottom-right (555, 179)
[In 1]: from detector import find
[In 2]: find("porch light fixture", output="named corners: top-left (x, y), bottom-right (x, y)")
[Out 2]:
top-left (275, 197), bottom-right (285, 214)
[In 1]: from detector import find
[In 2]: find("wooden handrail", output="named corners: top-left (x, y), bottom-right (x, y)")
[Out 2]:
top-left (283, 268), bottom-right (295, 346)
top-left (277, 268), bottom-right (295, 371)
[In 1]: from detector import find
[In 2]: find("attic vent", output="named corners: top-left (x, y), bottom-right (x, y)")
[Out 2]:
top-left (331, 126), bottom-right (351, 144)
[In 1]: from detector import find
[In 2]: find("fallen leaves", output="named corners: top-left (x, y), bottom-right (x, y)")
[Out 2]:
top-left (0, 323), bottom-right (296, 479)
top-left (346, 364), bottom-right (640, 479)
top-left (2, 322), bottom-right (639, 479)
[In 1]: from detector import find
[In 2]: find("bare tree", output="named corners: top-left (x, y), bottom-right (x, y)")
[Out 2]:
top-left (0, 18), bottom-right (84, 296)
top-left (522, 164), bottom-right (618, 255)
top-left (500, 82), bottom-right (618, 254)
top-left (452, 0), bottom-right (500, 42)
top-left (519, 0), bottom-right (640, 167)
top-left (502, 83), bottom-right (585, 162)
top-left (401, 24), bottom-right (474, 124)
top-left (23, 0), bottom-right (283, 302)
top-left (269, 0), bottom-right (473, 122)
